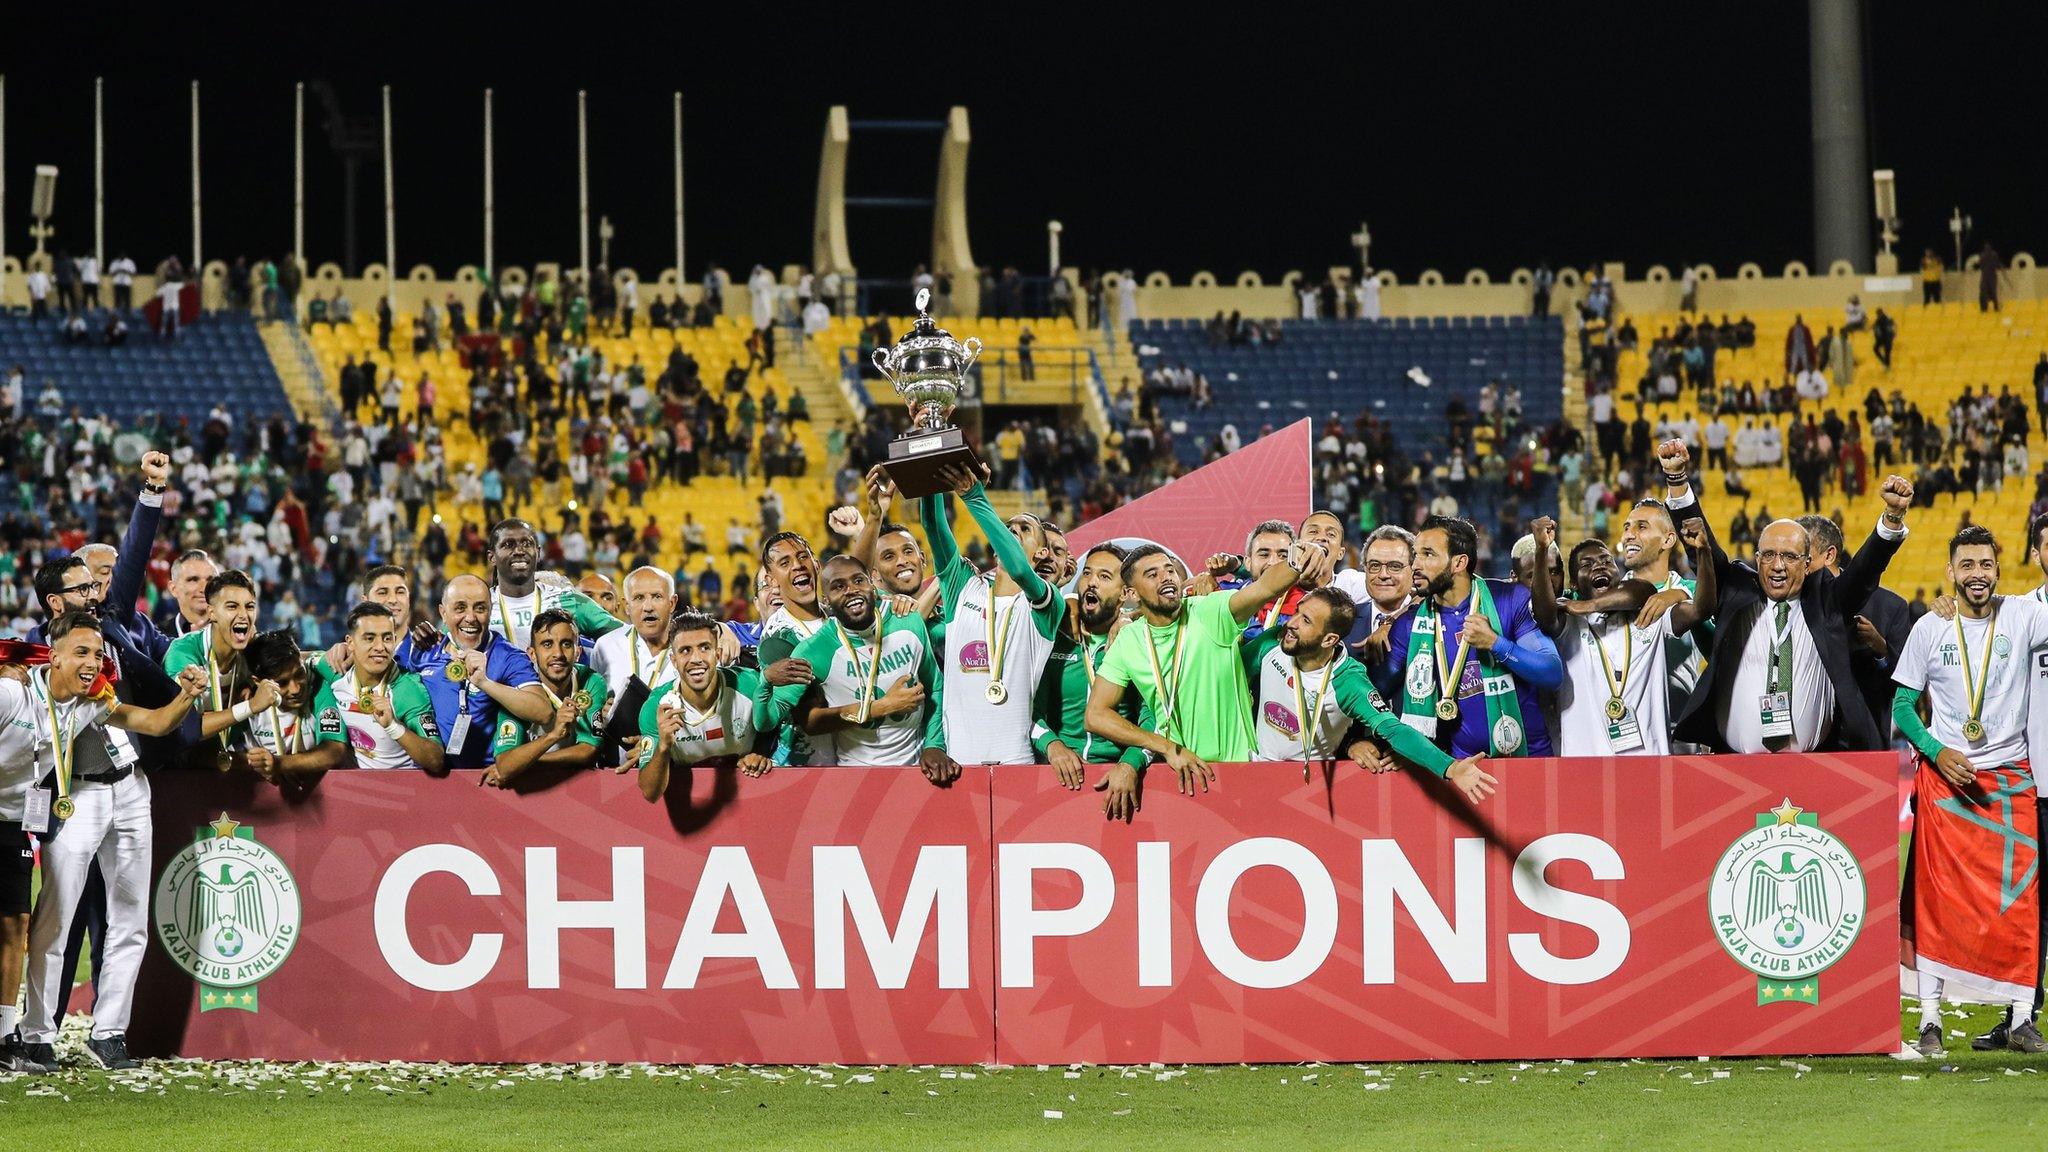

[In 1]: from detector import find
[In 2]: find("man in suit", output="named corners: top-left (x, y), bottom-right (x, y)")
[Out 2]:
top-left (1659, 440), bottom-right (1914, 753)
top-left (1796, 514), bottom-right (1914, 744)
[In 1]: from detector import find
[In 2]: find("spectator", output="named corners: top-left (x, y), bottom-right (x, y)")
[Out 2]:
top-left (1872, 308), bottom-right (1896, 369)
top-left (1980, 242), bottom-right (2005, 312)
top-left (1921, 247), bottom-right (1944, 304)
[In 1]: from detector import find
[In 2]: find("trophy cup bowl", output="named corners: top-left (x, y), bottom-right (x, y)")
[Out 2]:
top-left (872, 288), bottom-right (987, 499)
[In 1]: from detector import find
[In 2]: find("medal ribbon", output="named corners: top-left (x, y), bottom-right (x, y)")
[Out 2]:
top-left (36, 669), bottom-right (76, 809)
top-left (1292, 652), bottom-right (1340, 760)
top-left (1589, 617), bottom-right (1635, 713)
top-left (836, 607), bottom-right (890, 724)
top-left (980, 579), bottom-right (1019, 688)
top-left (1430, 584), bottom-right (1479, 705)
top-left (204, 626), bottom-right (232, 757)
top-left (1141, 615), bottom-right (1189, 744)
top-left (1954, 604), bottom-right (1997, 732)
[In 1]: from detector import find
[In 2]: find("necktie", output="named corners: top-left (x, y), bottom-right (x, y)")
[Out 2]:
top-left (1765, 601), bottom-right (1794, 751)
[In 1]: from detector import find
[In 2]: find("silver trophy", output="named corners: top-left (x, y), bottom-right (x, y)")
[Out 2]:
top-left (871, 288), bottom-right (986, 498)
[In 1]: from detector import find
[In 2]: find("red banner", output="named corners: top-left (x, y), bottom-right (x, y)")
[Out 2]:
top-left (1063, 419), bottom-right (1311, 565)
top-left (135, 754), bottom-right (1900, 1065)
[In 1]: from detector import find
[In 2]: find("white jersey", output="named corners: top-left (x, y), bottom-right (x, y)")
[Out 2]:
top-left (488, 584), bottom-right (588, 649)
top-left (1896, 596), bottom-right (2048, 774)
top-left (2030, 583), bottom-right (2048, 782)
top-left (1329, 568), bottom-right (1372, 607)
top-left (1252, 649), bottom-right (1357, 761)
top-left (809, 617), bottom-right (932, 768)
top-left (590, 627), bottom-right (678, 722)
top-left (0, 674), bottom-right (112, 822)
top-left (1553, 613), bottom-right (1674, 756)
top-left (650, 672), bottom-right (760, 766)
top-left (327, 673), bottom-right (434, 771)
top-left (942, 575), bottom-right (1058, 765)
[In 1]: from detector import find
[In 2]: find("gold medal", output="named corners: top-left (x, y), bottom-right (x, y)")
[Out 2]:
top-left (52, 796), bottom-right (74, 820)
top-left (215, 747), bottom-right (233, 772)
top-left (1953, 607), bottom-right (1997, 748)
top-left (1605, 696), bottom-right (1628, 721)
top-left (446, 660), bottom-right (468, 681)
top-left (985, 682), bottom-right (1008, 705)
top-left (570, 690), bottom-right (593, 712)
top-left (1963, 718), bottom-right (1985, 741)
top-left (1435, 697), bottom-right (1460, 722)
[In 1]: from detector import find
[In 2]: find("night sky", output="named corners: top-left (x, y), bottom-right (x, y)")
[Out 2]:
top-left (4, 4), bottom-right (2039, 283)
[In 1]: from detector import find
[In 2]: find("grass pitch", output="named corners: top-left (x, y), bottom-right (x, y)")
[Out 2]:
top-left (6, 1006), bottom-right (2044, 1150)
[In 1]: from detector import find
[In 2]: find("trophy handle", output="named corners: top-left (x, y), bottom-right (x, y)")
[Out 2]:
top-left (870, 346), bottom-right (897, 385)
top-left (959, 335), bottom-right (983, 371)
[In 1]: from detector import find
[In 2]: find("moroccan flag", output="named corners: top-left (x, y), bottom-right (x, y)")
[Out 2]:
top-left (1910, 757), bottom-right (2041, 1003)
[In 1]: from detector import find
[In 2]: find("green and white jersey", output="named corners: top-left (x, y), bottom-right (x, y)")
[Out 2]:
top-left (1032, 624), bottom-right (1151, 769)
top-left (1657, 573), bottom-right (1707, 719)
top-left (771, 611), bottom-right (943, 768)
top-left (321, 671), bottom-right (440, 770)
top-left (757, 606), bottom-right (832, 765)
top-left (1244, 631), bottom-right (1453, 775)
top-left (639, 667), bottom-right (766, 766)
top-left (941, 574), bottom-right (1062, 765)
top-left (489, 585), bottom-right (620, 649)
top-left (244, 698), bottom-right (350, 756)
top-left (492, 669), bottom-right (609, 757)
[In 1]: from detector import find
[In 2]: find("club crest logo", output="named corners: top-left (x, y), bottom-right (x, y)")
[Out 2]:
top-left (153, 813), bottom-right (301, 1013)
top-left (1405, 658), bottom-right (1434, 699)
top-left (1707, 799), bottom-right (1864, 1004)
top-left (1491, 715), bottom-right (1523, 753)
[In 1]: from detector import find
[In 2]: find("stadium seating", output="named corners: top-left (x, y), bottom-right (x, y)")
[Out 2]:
top-left (0, 312), bottom-right (293, 425)
top-left (303, 311), bottom-right (834, 577)
top-left (1131, 315), bottom-right (1567, 527)
top-left (1608, 298), bottom-right (2048, 582)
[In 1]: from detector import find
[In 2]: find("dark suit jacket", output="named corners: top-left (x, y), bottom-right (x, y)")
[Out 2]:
top-left (1672, 492), bottom-right (1903, 752)
top-left (1850, 584), bottom-right (1913, 743)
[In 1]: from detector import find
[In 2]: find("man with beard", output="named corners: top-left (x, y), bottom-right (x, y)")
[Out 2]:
top-left (322, 603), bottom-right (445, 772)
top-left (413, 575), bottom-right (550, 771)
top-left (636, 611), bottom-right (775, 801)
top-left (239, 630), bottom-right (353, 783)
top-left (1350, 526), bottom-right (1419, 664)
top-left (755, 532), bottom-right (829, 763)
top-left (1204, 519), bottom-right (1329, 641)
top-left (765, 556), bottom-right (956, 785)
top-left (485, 609), bottom-right (608, 786)
top-left (1666, 440), bottom-right (1912, 753)
top-left (1614, 493), bottom-right (1710, 722)
top-left (1534, 516), bottom-right (1716, 757)
top-left (16, 611), bottom-right (207, 1072)
top-left (1797, 514), bottom-right (1912, 744)
top-left (1087, 539), bottom-right (1313, 792)
top-left (1372, 516), bottom-right (1562, 760)
top-left (161, 571), bottom-right (276, 769)
top-left (1892, 526), bottom-right (2048, 1056)
top-left (840, 468), bottom-right (943, 626)
top-left (1040, 523), bottom-right (1076, 586)
top-left (1032, 543), bottom-right (1153, 820)
top-left (919, 464), bottom-right (1064, 766)
top-left (484, 519), bottom-right (620, 648)
top-left (1247, 587), bottom-right (1494, 802)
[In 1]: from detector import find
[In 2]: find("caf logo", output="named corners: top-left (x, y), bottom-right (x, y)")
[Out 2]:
top-left (1707, 799), bottom-right (1864, 1000)
top-left (153, 814), bottom-right (301, 1012)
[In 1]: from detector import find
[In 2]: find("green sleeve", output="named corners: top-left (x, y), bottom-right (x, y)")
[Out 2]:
top-left (1335, 662), bottom-right (1454, 777)
top-left (917, 619), bottom-right (946, 751)
top-left (1892, 686), bottom-right (1944, 762)
top-left (492, 715), bottom-right (525, 757)
top-left (732, 668), bottom-right (777, 754)
top-left (573, 671), bottom-right (608, 746)
top-left (162, 632), bottom-right (202, 676)
top-left (565, 590), bottom-right (623, 637)
top-left (764, 629), bottom-right (837, 730)
top-left (639, 680), bottom-right (672, 743)
top-left (310, 652), bottom-right (339, 689)
top-left (757, 628), bottom-right (798, 667)
top-left (960, 483), bottom-right (1056, 633)
top-left (394, 676), bottom-right (440, 740)
top-left (919, 494), bottom-right (975, 616)
top-left (309, 688), bottom-right (349, 745)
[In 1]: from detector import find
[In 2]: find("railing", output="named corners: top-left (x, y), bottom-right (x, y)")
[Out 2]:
top-left (839, 346), bottom-right (1100, 408)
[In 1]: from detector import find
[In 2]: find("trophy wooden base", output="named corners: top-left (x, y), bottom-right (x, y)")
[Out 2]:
top-left (882, 425), bottom-right (985, 499)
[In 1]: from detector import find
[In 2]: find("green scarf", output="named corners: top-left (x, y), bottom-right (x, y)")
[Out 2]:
top-left (1399, 577), bottom-right (1527, 757)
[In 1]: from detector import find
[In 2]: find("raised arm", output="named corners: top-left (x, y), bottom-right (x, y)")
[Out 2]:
top-left (953, 475), bottom-right (1051, 606)
top-left (106, 451), bottom-right (171, 630)
top-left (1828, 476), bottom-right (1913, 618)
top-left (1667, 521), bottom-right (1720, 633)
top-left (1528, 516), bottom-right (1561, 637)
top-left (1227, 541), bottom-right (1311, 624)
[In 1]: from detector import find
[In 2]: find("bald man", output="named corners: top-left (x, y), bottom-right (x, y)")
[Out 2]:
top-left (407, 574), bottom-right (550, 771)
top-left (1662, 439), bottom-right (1914, 752)
top-left (577, 572), bottom-right (621, 620)
top-left (590, 566), bottom-right (681, 706)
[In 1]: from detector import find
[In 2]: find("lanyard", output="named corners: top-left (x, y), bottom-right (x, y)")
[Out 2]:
top-left (1588, 617), bottom-right (1635, 712)
top-left (1262, 593), bottom-right (1287, 631)
top-left (1292, 652), bottom-right (1340, 762)
top-left (630, 634), bottom-right (669, 687)
top-left (204, 626), bottom-right (233, 755)
top-left (1141, 615), bottom-right (1189, 743)
top-left (836, 608), bottom-right (890, 724)
top-left (352, 666), bottom-right (391, 710)
top-left (1954, 605), bottom-right (1998, 732)
top-left (980, 579), bottom-right (1019, 687)
top-left (540, 666), bottom-right (583, 711)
